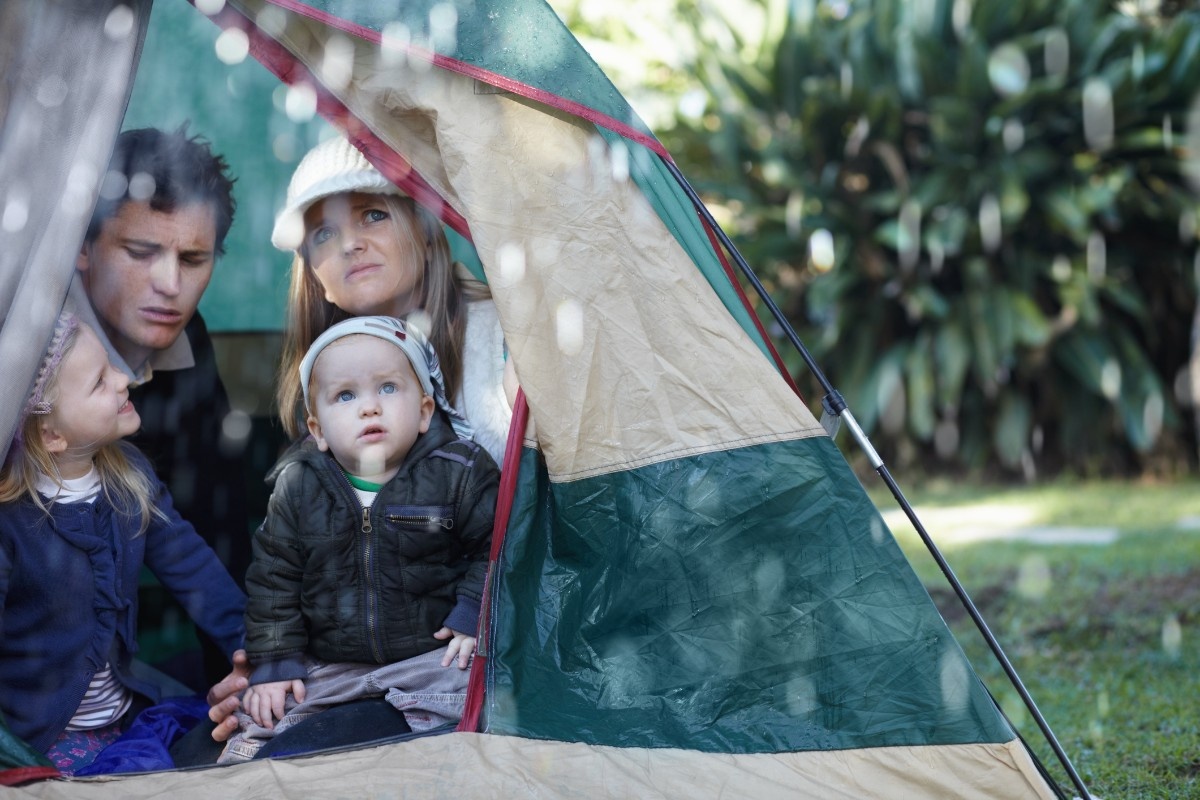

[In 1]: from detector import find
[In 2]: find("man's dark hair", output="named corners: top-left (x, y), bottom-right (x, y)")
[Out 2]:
top-left (86, 124), bottom-right (237, 256)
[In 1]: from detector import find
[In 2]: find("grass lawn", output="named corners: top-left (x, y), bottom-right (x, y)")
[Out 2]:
top-left (868, 477), bottom-right (1200, 800)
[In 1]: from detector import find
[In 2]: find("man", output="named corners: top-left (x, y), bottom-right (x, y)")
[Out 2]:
top-left (70, 126), bottom-right (252, 691)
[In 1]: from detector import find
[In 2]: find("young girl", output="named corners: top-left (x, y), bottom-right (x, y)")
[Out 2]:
top-left (0, 313), bottom-right (245, 774)
top-left (271, 134), bottom-right (517, 466)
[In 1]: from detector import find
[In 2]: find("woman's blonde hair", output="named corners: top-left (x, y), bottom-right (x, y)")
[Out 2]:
top-left (0, 317), bottom-right (162, 535)
top-left (276, 194), bottom-right (477, 438)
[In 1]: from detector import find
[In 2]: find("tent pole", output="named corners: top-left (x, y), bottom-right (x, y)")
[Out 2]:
top-left (662, 158), bottom-right (1094, 800)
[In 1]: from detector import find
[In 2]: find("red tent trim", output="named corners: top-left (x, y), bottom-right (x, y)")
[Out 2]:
top-left (0, 766), bottom-right (60, 787)
top-left (205, 2), bottom-right (475, 240)
top-left (458, 389), bottom-right (530, 732)
top-left (261, 0), bottom-right (672, 160)
top-left (696, 214), bottom-right (802, 398)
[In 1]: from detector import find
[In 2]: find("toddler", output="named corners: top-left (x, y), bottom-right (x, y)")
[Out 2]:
top-left (222, 316), bottom-right (498, 761)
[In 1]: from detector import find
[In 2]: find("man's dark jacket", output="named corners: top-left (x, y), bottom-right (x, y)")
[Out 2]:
top-left (128, 313), bottom-right (254, 687)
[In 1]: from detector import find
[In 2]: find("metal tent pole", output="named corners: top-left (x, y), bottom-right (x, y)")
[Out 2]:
top-left (662, 158), bottom-right (1093, 800)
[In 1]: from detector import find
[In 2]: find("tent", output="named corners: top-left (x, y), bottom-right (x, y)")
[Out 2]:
top-left (1, 1), bottom-right (1081, 797)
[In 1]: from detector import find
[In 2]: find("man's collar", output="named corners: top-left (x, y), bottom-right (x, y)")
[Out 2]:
top-left (65, 273), bottom-right (196, 384)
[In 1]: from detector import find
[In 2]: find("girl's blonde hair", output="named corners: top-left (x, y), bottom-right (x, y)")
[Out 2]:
top-left (0, 316), bottom-right (162, 535)
top-left (276, 194), bottom-right (483, 438)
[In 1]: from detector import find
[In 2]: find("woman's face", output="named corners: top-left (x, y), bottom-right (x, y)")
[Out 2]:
top-left (303, 192), bottom-right (424, 317)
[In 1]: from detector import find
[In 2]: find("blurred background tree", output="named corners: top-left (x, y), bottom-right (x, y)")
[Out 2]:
top-left (556, 0), bottom-right (1200, 479)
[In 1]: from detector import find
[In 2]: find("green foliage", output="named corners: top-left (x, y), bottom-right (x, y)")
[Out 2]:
top-left (641, 0), bottom-right (1200, 476)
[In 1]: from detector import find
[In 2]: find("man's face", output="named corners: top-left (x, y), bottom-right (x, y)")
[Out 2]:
top-left (77, 200), bottom-right (217, 371)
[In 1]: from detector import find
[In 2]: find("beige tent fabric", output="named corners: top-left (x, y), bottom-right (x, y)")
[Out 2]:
top-left (0, 0), bottom-right (150, 464)
top-left (237, 0), bottom-right (826, 482)
top-left (11, 734), bottom-right (1057, 799)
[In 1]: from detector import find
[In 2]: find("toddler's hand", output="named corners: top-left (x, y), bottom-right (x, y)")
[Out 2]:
top-left (244, 678), bottom-right (306, 728)
top-left (433, 626), bottom-right (476, 669)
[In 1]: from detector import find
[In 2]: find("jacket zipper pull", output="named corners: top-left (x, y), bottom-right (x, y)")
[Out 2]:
top-left (362, 507), bottom-right (372, 534)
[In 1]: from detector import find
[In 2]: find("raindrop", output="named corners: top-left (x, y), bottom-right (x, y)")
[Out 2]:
top-left (979, 193), bottom-right (1001, 253)
top-left (1086, 231), bottom-right (1106, 281)
top-left (1180, 208), bottom-right (1197, 243)
top-left (785, 676), bottom-right (819, 716)
top-left (1162, 113), bottom-right (1173, 151)
top-left (128, 172), bottom-right (155, 202)
top-left (1132, 43), bottom-right (1145, 82)
top-left (1142, 392), bottom-right (1163, 445)
top-left (104, 5), bottom-right (135, 40)
top-left (1031, 425), bottom-right (1044, 454)
top-left (1186, 96), bottom-right (1200, 193)
top-left (1044, 27), bottom-right (1069, 78)
top-left (98, 170), bottom-right (128, 200)
top-left (752, 558), bottom-right (785, 609)
top-left (320, 35), bottom-right (355, 91)
top-left (987, 44), bottom-right (1030, 97)
top-left (939, 650), bottom-right (970, 714)
top-left (195, 0), bottom-right (226, 15)
top-left (285, 84), bottom-right (318, 122)
top-left (1099, 359), bottom-right (1121, 400)
top-left (934, 418), bottom-right (959, 459)
top-left (556, 300), bottom-right (584, 357)
top-left (61, 162), bottom-right (99, 217)
top-left (1082, 78), bottom-right (1114, 151)
top-left (1173, 366), bottom-right (1193, 406)
top-left (1096, 689), bottom-right (1110, 717)
top-left (220, 409), bottom-right (252, 448)
top-left (495, 241), bottom-right (526, 286)
top-left (36, 75), bottom-right (69, 108)
top-left (785, 191), bottom-right (804, 239)
top-left (951, 0), bottom-right (972, 39)
top-left (272, 133), bottom-right (297, 163)
top-left (845, 116), bottom-right (869, 158)
top-left (840, 62), bottom-right (853, 99)
top-left (899, 199), bottom-right (921, 270)
top-left (929, 240), bottom-right (945, 273)
top-left (2, 192), bottom-right (29, 233)
top-left (406, 310), bottom-right (432, 338)
top-left (215, 28), bottom-right (249, 65)
top-left (678, 89), bottom-right (707, 120)
top-left (610, 141), bottom-right (630, 183)
top-left (1002, 118), bottom-right (1024, 152)
top-left (869, 515), bottom-right (886, 545)
top-left (256, 4), bottom-right (288, 38)
top-left (809, 229), bottom-right (835, 272)
top-left (381, 23), bottom-right (411, 67)
top-left (274, 210), bottom-right (303, 249)
top-left (430, 3), bottom-right (458, 54)
top-left (1162, 614), bottom-right (1182, 659)
top-left (1016, 555), bottom-right (1051, 599)
top-left (1050, 255), bottom-right (1071, 282)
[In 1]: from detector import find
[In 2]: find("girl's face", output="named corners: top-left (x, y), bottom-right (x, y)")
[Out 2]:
top-left (304, 192), bottom-right (424, 318)
top-left (40, 324), bottom-right (141, 476)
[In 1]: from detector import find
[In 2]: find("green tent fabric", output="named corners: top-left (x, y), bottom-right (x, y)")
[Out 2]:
top-left (0, 1), bottom-right (1066, 796)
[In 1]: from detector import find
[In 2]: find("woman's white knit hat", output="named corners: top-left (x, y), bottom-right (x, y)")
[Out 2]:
top-left (271, 135), bottom-right (402, 251)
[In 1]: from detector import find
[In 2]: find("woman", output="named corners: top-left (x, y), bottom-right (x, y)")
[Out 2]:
top-left (272, 134), bottom-right (514, 465)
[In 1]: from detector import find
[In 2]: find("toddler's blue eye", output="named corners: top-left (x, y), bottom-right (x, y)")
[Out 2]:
top-left (365, 208), bottom-right (389, 223)
top-left (311, 227), bottom-right (334, 245)
top-left (336, 390), bottom-right (355, 402)
top-left (380, 383), bottom-right (397, 395)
